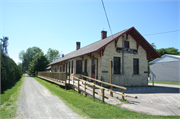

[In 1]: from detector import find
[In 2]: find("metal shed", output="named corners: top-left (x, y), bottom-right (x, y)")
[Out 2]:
top-left (149, 54), bottom-right (180, 83)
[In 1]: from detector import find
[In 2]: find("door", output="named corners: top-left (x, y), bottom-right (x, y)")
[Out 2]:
top-left (91, 59), bottom-right (95, 79)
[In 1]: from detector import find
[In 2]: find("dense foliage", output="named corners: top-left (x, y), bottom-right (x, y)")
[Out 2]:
top-left (1, 53), bottom-right (22, 91)
top-left (46, 48), bottom-right (60, 62)
top-left (28, 52), bottom-right (49, 76)
top-left (19, 47), bottom-right (42, 72)
top-left (150, 43), bottom-right (179, 56)
top-left (156, 47), bottom-right (179, 56)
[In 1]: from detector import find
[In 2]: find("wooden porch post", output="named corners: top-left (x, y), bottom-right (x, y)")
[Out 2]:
top-left (110, 60), bottom-right (113, 97)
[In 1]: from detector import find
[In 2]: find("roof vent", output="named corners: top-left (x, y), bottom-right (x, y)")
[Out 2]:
top-left (101, 30), bottom-right (107, 40)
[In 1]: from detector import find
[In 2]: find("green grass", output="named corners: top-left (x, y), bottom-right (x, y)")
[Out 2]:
top-left (34, 77), bottom-right (179, 119)
top-left (148, 81), bottom-right (180, 85)
top-left (0, 74), bottom-right (25, 119)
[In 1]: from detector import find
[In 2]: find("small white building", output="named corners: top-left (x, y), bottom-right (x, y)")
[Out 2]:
top-left (149, 54), bottom-right (180, 83)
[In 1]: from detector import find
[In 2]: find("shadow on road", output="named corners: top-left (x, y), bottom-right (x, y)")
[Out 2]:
top-left (113, 85), bottom-right (180, 94)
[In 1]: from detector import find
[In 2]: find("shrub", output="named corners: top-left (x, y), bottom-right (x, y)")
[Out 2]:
top-left (1, 53), bottom-right (22, 92)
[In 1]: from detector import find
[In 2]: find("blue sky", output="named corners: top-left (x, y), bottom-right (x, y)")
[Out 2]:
top-left (0, 0), bottom-right (179, 64)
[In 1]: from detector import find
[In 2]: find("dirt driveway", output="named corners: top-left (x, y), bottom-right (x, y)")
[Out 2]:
top-left (16, 74), bottom-right (83, 119)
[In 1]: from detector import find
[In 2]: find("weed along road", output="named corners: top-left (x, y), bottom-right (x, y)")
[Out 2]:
top-left (16, 74), bottom-right (83, 119)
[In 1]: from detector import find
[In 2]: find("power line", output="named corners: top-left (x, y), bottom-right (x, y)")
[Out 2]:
top-left (144, 30), bottom-right (180, 36)
top-left (101, 0), bottom-right (113, 37)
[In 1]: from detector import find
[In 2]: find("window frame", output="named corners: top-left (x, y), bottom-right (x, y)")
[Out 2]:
top-left (133, 58), bottom-right (139, 74)
top-left (113, 57), bottom-right (121, 74)
top-left (76, 60), bottom-right (82, 74)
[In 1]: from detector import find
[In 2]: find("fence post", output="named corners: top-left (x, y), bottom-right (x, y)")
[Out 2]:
top-left (84, 82), bottom-right (87, 96)
top-left (78, 79), bottom-right (80, 93)
top-left (73, 77), bottom-right (74, 89)
top-left (122, 89), bottom-right (125, 100)
top-left (101, 88), bottom-right (104, 103)
top-left (101, 77), bottom-right (103, 87)
top-left (93, 85), bottom-right (95, 99)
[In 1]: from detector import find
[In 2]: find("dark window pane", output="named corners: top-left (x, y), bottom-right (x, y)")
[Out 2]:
top-left (124, 41), bottom-right (129, 48)
top-left (84, 59), bottom-right (87, 73)
top-left (133, 59), bottom-right (139, 74)
top-left (114, 57), bottom-right (120, 74)
top-left (76, 60), bottom-right (82, 74)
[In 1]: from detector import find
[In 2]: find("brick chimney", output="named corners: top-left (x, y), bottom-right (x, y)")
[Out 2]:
top-left (101, 30), bottom-right (107, 40)
top-left (76, 42), bottom-right (80, 50)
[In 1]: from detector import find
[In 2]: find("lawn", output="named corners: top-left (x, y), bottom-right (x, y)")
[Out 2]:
top-left (0, 74), bottom-right (25, 119)
top-left (148, 81), bottom-right (179, 85)
top-left (34, 77), bottom-right (179, 119)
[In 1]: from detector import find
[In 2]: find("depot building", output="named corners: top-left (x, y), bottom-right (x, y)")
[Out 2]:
top-left (48, 27), bottom-right (160, 86)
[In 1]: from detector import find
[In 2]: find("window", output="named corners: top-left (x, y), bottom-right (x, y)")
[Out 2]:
top-left (124, 41), bottom-right (129, 48)
top-left (63, 64), bottom-right (65, 72)
top-left (71, 61), bottom-right (73, 73)
top-left (133, 59), bottom-right (139, 74)
top-left (76, 60), bottom-right (82, 74)
top-left (60, 66), bottom-right (62, 72)
top-left (84, 59), bottom-right (87, 73)
top-left (68, 61), bottom-right (70, 73)
top-left (114, 57), bottom-right (120, 74)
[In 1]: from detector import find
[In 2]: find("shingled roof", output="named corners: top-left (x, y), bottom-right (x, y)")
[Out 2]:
top-left (49, 27), bottom-right (161, 65)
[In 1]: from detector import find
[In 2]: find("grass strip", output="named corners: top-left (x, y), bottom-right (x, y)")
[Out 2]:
top-left (34, 77), bottom-right (179, 119)
top-left (148, 81), bottom-right (180, 85)
top-left (0, 74), bottom-right (25, 119)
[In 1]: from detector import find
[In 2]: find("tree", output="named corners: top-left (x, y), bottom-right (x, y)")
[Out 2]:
top-left (151, 43), bottom-right (156, 49)
top-left (46, 48), bottom-right (60, 62)
top-left (28, 52), bottom-right (49, 76)
top-left (156, 47), bottom-right (179, 56)
top-left (17, 62), bottom-right (22, 72)
top-left (19, 47), bottom-right (42, 72)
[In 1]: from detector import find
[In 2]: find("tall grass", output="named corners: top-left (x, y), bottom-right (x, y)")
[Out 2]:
top-left (34, 77), bottom-right (179, 119)
top-left (0, 74), bottom-right (25, 118)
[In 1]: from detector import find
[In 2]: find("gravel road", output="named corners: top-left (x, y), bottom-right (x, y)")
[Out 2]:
top-left (16, 74), bottom-right (83, 119)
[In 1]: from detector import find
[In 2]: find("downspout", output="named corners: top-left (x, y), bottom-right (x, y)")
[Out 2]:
top-left (122, 35), bottom-right (125, 74)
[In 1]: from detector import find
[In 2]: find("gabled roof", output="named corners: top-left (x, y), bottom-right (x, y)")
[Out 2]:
top-left (49, 27), bottom-right (161, 65)
top-left (149, 54), bottom-right (180, 65)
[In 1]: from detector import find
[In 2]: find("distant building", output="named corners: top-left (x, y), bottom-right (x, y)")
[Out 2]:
top-left (149, 54), bottom-right (180, 83)
top-left (48, 27), bottom-right (160, 86)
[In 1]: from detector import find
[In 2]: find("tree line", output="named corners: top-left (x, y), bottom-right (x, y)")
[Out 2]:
top-left (151, 43), bottom-right (179, 57)
top-left (18, 47), bottom-right (60, 76)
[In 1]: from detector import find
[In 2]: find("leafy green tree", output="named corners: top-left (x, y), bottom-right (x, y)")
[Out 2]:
top-left (151, 43), bottom-right (156, 49)
top-left (17, 62), bottom-right (22, 73)
top-left (46, 48), bottom-right (60, 62)
top-left (156, 47), bottom-right (179, 56)
top-left (19, 47), bottom-right (42, 72)
top-left (28, 52), bottom-right (49, 76)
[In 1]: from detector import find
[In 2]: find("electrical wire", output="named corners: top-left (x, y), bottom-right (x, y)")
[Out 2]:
top-left (144, 30), bottom-right (180, 36)
top-left (101, 0), bottom-right (113, 38)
